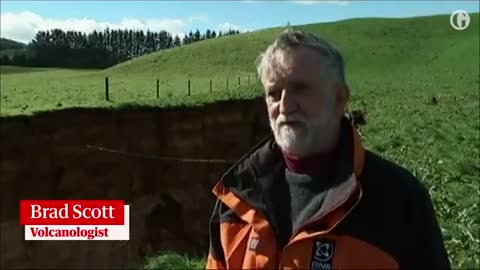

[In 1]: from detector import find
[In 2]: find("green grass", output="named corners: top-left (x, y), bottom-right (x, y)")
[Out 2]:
top-left (0, 64), bottom-right (262, 116)
top-left (1, 13), bottom-right (478, 117)
top-left (1, 13), bottom-right (479, 269)
top-left (142, 252), bottom-right (206, 270)
top-left (0, 65), bottom-right (262, 115)
top-left (0, 65), bottom-right (71, 74)
top-left (351, 79), bottom-right (479, 269)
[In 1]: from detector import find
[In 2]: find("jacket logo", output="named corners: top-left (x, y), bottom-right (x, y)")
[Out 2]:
top-left (249, 237), bottom-right (259, 251)
top-left (311, 239), bottom-right (335, 270)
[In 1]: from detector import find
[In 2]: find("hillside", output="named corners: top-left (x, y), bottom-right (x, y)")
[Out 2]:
top-left (0, 38), bottom-right (26, 50)
top-left (104, 13), bottom-right (478, 81)
top-left (1, 13), bottom-right (479, 116)
top-left (0, 38), bottom-right (29, 62)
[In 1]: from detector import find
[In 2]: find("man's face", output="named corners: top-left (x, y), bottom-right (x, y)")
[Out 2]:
top-left (262, 47), bottom-right (345, 157)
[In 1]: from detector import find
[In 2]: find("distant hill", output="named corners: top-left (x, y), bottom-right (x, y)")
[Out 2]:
top-left (1, 13), bottom-right (479, 115)
top-left (104, 13), bottom-right (479, 82)
top-left (0, 38), bottom-right (27, 50)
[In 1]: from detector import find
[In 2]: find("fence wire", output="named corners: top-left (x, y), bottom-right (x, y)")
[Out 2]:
top-left (85, 144), bottom-right (237, 164)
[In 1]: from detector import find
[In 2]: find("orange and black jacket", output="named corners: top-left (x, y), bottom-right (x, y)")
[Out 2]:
top-left (206, 117), bottom-right (450, 269)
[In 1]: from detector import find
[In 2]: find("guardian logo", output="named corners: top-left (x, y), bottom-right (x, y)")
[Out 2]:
top-left (450, 10), bottom-right (470, 30)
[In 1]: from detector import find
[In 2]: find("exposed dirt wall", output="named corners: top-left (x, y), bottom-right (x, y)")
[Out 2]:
top-left (0, 98), bottom-right (271, 269)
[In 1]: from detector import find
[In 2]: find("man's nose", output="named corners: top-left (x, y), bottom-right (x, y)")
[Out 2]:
top-left (279, 89), bottom-right (297, 114)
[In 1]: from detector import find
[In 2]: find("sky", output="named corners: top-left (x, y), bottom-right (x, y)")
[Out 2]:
top-left (1, 0), bottom-right (479, 44)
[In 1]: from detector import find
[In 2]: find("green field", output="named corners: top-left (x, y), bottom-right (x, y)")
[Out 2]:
top-left (142, 252), bottom-right (206, 270)
top-left (0, 65), bottom-right (260, 115)
top-left (0, 65), bottom-right (73, 74)
top-left (1, 13), bottom-right (479, 269)
top-left (1, 14), bottom-right (478, 117)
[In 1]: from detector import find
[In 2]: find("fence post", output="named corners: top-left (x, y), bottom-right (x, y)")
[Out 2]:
top-left (105, 77), bottom-right (109, 101)
top-left (188, 80), bottom-right (191, 96)
top-left (226, 78), bottom-right (229, 90)
top-left (210, 79), bottom-right (212, 93)
top-left (238, 76), bottom-right (240, 87)
top-left (248, 75), bottom-right (250, 86)
top-left (156, 79), bottom-right (159, 98)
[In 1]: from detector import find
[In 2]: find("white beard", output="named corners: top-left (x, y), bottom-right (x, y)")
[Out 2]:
top-left (270, 101), bottom-right (339, 157)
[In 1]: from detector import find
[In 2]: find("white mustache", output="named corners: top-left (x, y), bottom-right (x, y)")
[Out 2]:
top-left (275, 114), bottom-right (307, 127)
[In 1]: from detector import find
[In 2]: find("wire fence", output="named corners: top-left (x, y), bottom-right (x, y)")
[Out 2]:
top-left (85, 144), bottom-right (238, 164)
top-left (103, 73), bottom-right (260, 101)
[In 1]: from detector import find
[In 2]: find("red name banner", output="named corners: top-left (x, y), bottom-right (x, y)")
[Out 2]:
top-left (19, 200), bottom-right (125, 225)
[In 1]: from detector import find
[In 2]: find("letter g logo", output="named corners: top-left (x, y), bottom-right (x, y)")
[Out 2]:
top-left (450, 10), bottom-right (470, 30)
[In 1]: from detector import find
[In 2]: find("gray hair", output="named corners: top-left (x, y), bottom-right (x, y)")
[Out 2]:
top-left (255, 29), bottom-right (346, 87)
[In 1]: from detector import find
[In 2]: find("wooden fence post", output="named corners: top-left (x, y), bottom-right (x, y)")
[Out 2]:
top-left (156, 79), bottom-right (159, 98)
top-left (248, 75), bottom-right (250, 86)
top-left (105, 77), bottom-right (109, 101)
top-left (238, 76), bottom-right (240, 86)
top-left (188, 80), bottom-right (191, 96)
top-left (210, 79), bottom-right (212, 93)
top-left (226, 78), bottom-right (229, 90)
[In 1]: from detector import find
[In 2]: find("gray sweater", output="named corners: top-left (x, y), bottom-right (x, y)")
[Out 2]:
top-left (268, 167), bottom-right (338, 247)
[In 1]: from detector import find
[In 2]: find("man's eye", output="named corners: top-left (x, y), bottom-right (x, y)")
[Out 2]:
top-left (268, 91), bottom-right (280, 101)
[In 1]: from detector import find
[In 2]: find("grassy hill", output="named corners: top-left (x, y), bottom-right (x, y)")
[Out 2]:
top-left (108, 14), bottom-right (478, 79)
top-left (1, 13), bottom-right (478, 117)
top-left (0, 65), bottom-right (61, 74)
top-left (0, 38), bottom-right (26, 50)
top-left (0, 38), bottom-right (28, 59)
top-left (1, 13), bottom-right (479, 268)
top-left (1, 13), bottom-right (478, 116)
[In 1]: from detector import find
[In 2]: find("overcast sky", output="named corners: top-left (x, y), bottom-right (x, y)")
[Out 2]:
top-left (1, 0), bottom-right (479, 44)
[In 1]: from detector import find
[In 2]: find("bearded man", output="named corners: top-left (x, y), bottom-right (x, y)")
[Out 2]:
top-left (206, 29), bottom-right (450, 269)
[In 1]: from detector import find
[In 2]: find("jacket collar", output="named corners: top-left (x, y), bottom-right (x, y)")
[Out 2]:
top-left (212, 115), bottom-right (365, 224)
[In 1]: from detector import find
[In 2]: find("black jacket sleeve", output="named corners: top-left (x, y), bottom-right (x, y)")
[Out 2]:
top-left (407, 183), bottom-right (451, 269)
